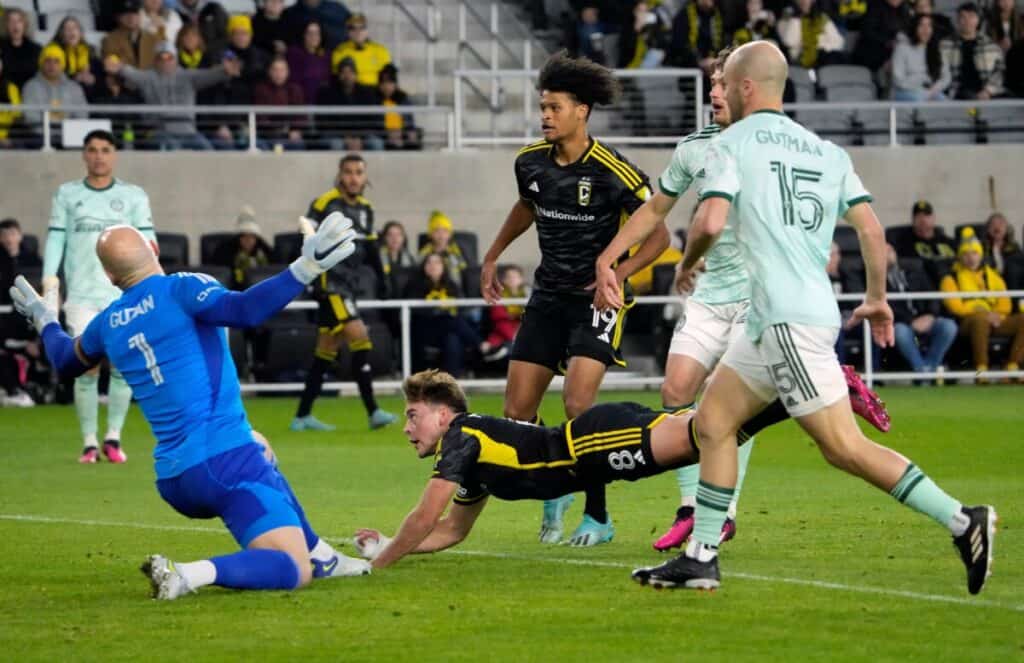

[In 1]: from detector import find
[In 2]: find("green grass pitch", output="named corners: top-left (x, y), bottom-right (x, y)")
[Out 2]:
top-left (0, 386), bottom-right (1020, 662)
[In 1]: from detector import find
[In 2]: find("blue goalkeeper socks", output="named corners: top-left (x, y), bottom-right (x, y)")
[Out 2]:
top-left (210, 549), bottom-right (300, 590)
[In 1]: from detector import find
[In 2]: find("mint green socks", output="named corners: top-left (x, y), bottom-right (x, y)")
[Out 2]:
top-left (890, 463), bottom-right (964, 533)
top-left (74, 374), bottom-right (99, 447)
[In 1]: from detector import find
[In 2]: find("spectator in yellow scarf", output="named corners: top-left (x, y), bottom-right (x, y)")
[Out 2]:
top-left (52, 16), bottom-right (99, 94)
top-left (940, 227), bottom-right (1024, 378)
top-left (778, 0), bottom-right (845, 68)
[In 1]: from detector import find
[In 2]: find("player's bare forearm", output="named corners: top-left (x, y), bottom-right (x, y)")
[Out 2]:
top-left (596, 192), bottom-right (675, 270)
top-left (615, 221), bottom-right (670, 280)
top-left (412, 500), bottom-right (486, 553)
top-left (373, 478), bottom-right (458, 568)
top-left (483, 200), bottom-right (534, 264)
top-left (845, 203), bottom-right (887, 302)
top-left (681, 197), bottom-right (729, 270)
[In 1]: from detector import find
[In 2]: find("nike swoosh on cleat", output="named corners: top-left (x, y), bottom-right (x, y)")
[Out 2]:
top-left (313, 239), bottom-right (348, 261)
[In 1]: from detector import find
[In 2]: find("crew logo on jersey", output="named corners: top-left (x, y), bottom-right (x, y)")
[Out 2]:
top-left (110, 199), bottom-right (124, 212)
top-left (578, 177), bottom-right (592, 206)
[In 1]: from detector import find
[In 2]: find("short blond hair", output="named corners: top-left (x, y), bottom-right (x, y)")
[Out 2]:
top-left (402, 369), bottom-right (468, 413)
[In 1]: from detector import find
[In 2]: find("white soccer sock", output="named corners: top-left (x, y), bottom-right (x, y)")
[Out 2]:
top-left (177, 560), bottom-right (216, 589)
top-left (309, 537), bottom-right (337, 562)
top-left (681, 496), bottom-right (697, 508)
top-left (685, 539), bottom-right (718, 561)
top-left (105, 429), bottom-right (121, 442)
top-left (727, 501), bottom-right (738, 519)
top-left (83, 433), bottom-right (99, 450)
top-left (949, 510), bottom-right (970, 537)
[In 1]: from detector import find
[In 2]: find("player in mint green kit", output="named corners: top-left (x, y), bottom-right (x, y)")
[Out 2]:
top-left (633, 42), bottom-right (996, 593)
top-left (43, 130), bottom-right (156, 464)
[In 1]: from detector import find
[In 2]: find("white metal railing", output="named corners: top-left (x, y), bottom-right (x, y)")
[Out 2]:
top-left (391, 0), bottom-right (441, 107)
top-left (453, 68), bottom-right (704, 148)
top-left (4, 289), bottom-right (1022, 393)
top-left (0, 103), bottom-right (455, 151)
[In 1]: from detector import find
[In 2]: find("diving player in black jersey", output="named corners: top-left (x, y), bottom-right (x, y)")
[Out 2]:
top-left (291, 154), bottom-right (398, 432)
top-left (351, 370), bottom-right (785, 569)
top-left (480, 52), bottom-right (671, 546)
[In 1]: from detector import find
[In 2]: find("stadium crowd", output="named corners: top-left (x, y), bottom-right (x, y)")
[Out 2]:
top-left (2, 198), bottom-right (1022, 407)
top-left (539, 0), bottom-right (1024, 98)
top-left (0, 0), bottom-right (421, 149)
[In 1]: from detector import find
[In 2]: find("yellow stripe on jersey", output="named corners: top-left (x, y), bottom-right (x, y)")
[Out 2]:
top-left (646, 413), bottom-right (669, 429)
top-left (312, 189), bottom-right (341, 213)
top-left (574, 433), bottom-right (642, 454)
top-left (582, 140), bottom-right (600, 162)
top-left (355, 195), bottom-right (374, 208)
top-left (592, 143), bottom-right (642, 188)
top-left (575, 437), bottom-right (643, 457)
top-left (517, 140), bottom-right (552, 156)
top-left (465, 427), bottom-right (578, 469)
top-left (571, 426), bottom-right (642, 446)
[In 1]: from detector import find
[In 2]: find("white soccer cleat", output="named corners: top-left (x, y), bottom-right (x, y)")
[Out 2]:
top-left (140, 554), bottom-right (195, 600)
top-left (313, 552), bottom-right (372, 578)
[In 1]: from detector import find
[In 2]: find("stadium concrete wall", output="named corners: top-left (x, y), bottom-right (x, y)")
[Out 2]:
top-left (3, 145), bottom-right (1020, 274)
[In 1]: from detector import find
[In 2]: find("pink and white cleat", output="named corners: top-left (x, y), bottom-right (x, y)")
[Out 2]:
top-left (843, 365), bottom-right (891, 433)
top-left (103, 440), bottom-right (128, 463)
top-left (653, 506), bottom-right (695, 551)
top-left (79, 447), bottom-right (99, 464)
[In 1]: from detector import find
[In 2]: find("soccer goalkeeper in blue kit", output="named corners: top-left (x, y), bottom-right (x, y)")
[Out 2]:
top-left (10, 213), bottom-right (371, 600)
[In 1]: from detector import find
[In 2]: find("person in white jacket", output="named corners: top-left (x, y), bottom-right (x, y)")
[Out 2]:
top-left (777, 0), bottom-right (845, 68)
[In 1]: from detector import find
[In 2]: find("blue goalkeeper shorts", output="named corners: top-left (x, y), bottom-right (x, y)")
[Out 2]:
top-left (156, 443), bottom-right (303, 548)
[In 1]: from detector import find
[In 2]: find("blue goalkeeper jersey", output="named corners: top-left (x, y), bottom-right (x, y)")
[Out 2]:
top-left (79, 272), bottom-right (252, 479)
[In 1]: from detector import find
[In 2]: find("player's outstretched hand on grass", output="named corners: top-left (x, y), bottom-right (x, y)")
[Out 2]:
top-left (353, 529), bottom-right (392, 560)
top-left (846, 299), bottom-right (895, 347)
top-left (9, 275), bottom-right (59, 334)
top-left (481, 260), bottom-right (503, 304)
top-left (289, 211), bottom-right (357, 284)
top-left (591, 262), bottom-right (624, 311)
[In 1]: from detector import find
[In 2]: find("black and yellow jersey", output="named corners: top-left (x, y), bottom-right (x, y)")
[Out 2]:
top-left (307, 188), bottom-right (381, 295)
top-left (432, 403), bottom-right (670, 505)
top-left (514, 137), bottom-right (652, 294)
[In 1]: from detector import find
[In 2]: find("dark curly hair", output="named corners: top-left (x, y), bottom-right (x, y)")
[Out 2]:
top-left (537, 50), bottom-right (621, 117)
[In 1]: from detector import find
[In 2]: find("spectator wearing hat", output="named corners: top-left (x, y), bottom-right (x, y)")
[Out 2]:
top-left (0, 8), bottom-right (42, 88)
top-left (283, 0), bottom-right (351, 51)
top-left (51, 16), bottom-right (102, 98)
top-left (883, 243), bottom-right (958, 376)
top-left (286, 20), bottom-right (331, 103)
top-left (140, 0), bottom-right (184, 45)
top-left (314, 56), bottom-right (382, 150)
top-left (253, 0), bottom-right (290, 56)
top-left (253, 56), bottom-right (308, 150)
top-left (940, 2), bottom-right (1005, 99)
top-left (212, 206), bottom-right (274, 289)
top-left (894, 200), bottom-right (957, 283)
top-left (199, 14), bottom-right (271, 149)
top-left (176, 0), bottom-right (229, 56)
top-left (418, 210), bottom-right (468, 286)
top-left (0, 55), bottom-right (22, 149)
top-left (105, 40), bottom-right (241, 150)
top-left (940, 227), bottom-right (1024, 378)
top-left (330, 13), bottom-right (392, 87)
top-left (21, 45), bottom-right (88, 144)
top-left (377, 64), bottom-right (420, 150)
top-left (103, 0), bottom-right (160, 70)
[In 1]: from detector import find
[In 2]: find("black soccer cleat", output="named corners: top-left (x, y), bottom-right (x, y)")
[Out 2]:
top-left (952, 505), bottom-right (997, 595)
top-left (634, 553), bottom-right (720, 590)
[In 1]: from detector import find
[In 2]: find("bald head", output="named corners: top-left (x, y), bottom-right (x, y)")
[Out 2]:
top-left (723, 41), bottom-right (788, 118)
top-left (97, 225), bottom-right (161, 289)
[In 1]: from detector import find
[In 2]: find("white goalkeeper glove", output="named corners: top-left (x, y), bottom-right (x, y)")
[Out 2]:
top-left (288, 211), bottom-right (357, 285)
top-left (9, 275), bottom-right (59, 334)
top-left (353, 531), bottom-right (393, 561)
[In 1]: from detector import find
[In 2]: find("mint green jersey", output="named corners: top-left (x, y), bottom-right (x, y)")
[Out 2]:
top-left (659, 124), bottom-right (750, 305)
top-left (44, 178), bottom-right (156, 305)
top-left (698, 110), bottom-right (871, 342)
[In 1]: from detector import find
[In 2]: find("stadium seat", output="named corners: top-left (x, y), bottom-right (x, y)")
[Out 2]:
top-left (788, 66), bottom-right (816, 103)
top-left (199, 232), bottom-right (237, 265)
top-left (246, 264), bottom-right (288, 285)
top-left (652, 263), bottom-right (675, 295)
top-left (416, 231), bottom-right (479, 266)
top-left (953, 223), bottom-right (986, 242)
top-left (217, 0), bottom-right (257, 15)
top-left (975, 105), bottom-right (1024, 144)
top-left (273, 232), bottom-right (303, 263)
top-left (818, 65), bottom-right (875, 102)
top-left (798, 106), bottom-right (855, 145)
top-left (884, 224), bottom-right (914, 247)
top-left (833, 225), bottom-right (859, 256)
top-left (156, 232), bottom-right (189, 267)
top-left (461, 264), bottom-right (482, 298)
top-left (388, 265), bottom-right (416, 299)
top-left (20, 234), bottom-right (39, 258)
top-left (192, 264), bottom-right (232, 286)
top-left (634, 75), bottom-right (689, 135)
top-left (914, 107), bottom-right (980, 145)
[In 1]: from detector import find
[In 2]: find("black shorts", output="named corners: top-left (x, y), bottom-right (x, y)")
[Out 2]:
top-left (316, 291), bottom-right (360, 333)
top-left (567, 402), bottom-right (668, 484)
top-left (509, 290), bottom-right (633, 372)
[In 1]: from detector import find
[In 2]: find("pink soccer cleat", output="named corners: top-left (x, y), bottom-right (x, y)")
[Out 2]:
top-left (103, 440), bottom-right (128, 464)
top-left (843, 365), bottom-right (891, 433)
top-left (653, 506), bottom-right (695, 551)
top-left (719, 518), bottom-right (737, 544)
top-left (79, 447), bottom-right (99, 464)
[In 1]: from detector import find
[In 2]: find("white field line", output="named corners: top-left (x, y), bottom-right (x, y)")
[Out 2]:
top-left (2, 513), bottom-right (1019, 613)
